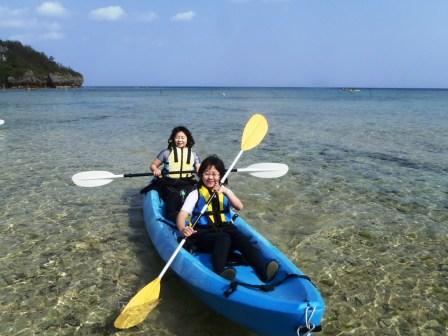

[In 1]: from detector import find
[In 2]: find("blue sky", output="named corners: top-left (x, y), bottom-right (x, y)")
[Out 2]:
top-left (1, 0), bottom-right (447, 88)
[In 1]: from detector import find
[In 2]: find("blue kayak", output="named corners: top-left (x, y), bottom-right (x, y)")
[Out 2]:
top-left (143, 190), bottom-right (325, 336)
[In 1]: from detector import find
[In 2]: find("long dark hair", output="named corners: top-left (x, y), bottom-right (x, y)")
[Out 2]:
top-left (198, 155), bottom-right (228, 186)
top-left (167, 126), bottom-right (195, 149)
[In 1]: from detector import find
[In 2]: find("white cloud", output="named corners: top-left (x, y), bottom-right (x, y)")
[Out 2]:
top-left (40, 31), bottom-right (64, 40)
top-left (0, 19), bottom-right (28, 28)
top-left (89, 6), bottom-right (125, 21)
top-left (0, 7), bottom-right (38, 30)
top-left (8, 26), bottom-right (64, 42)
top-left (0, 6), bottom-right (30, 27)
top-left (0, 6), bottom-right (26, 16)
top-left (41, 21), bottom-right (63, 38)
top-left (48, 21), bottom-right (61, 29)
top-left (37, 1), bottom-right (68, 17)
top-left (0, 5), bottom-right (65, 42)
top-left (0, 6), bottom-right (28, 17)
top-left (137, 11), bottom-right (158, 22)
top-left (171, 11), bottom-right (195, 22)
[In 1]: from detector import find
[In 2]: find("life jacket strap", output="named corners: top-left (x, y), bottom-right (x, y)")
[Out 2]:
top-left (186, 147), bottom-right (192, 164)
top-left (173, 147), bottom-right (179, 162)
top-left (202, 209), bottom-right (227, 216)
top-left (172, 147), bottom-right (191, 163)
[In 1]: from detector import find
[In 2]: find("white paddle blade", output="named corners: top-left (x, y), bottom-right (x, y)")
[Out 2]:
top-left (0, 119), bottom-right (5, 126)
top-left (241, 163), bottom-right (289, 178)
top-left (72, 171), bottom-right (122, 187)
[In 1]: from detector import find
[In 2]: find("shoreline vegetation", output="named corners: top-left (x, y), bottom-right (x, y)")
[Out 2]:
top-left (0, 40), bottom-right (83, 89)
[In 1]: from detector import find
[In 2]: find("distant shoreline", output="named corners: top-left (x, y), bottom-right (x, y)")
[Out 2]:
top-left (81, 85), bottom-right (448, 90)
top-left (2, 85), bottom-right (448, 91)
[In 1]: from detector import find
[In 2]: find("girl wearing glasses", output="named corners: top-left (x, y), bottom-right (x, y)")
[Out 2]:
top-left (176, 155), bottom-right (278, 282)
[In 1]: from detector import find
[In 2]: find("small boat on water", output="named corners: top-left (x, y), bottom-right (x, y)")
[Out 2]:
top-left (342, 88), bottom-right (361, 93)
top-left (143, 190), bottom-right (325, 336)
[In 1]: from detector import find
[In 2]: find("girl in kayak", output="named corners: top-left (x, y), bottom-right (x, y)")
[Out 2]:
top-left (176, 155), bottom-right (279, 282)
top-left (144, 126), bottom-right (201, 221)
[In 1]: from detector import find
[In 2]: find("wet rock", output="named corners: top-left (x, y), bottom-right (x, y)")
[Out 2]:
top-left (47, 73), bottom-right (83, 88)
top-left (6, 71), bottom-right (83, 88)
top-left (7, 70), bottom-right (46, 88)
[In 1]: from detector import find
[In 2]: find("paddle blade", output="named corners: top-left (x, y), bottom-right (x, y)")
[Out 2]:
top-left (72, 171), bottom-right (119, 187)
top-left (0, 119), bottom-right (4, 126)
top-left (241, 114), bottom-right (268, 151)
top-left (114, 278), bottom-right (161, 329)
top-left (242, 162), bottom-right (289, 178)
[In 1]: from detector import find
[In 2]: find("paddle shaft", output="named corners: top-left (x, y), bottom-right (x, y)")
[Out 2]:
top-left (124, 165), bottom-right (245, 178)
top-left (124, 170), bottom-right (194, 178)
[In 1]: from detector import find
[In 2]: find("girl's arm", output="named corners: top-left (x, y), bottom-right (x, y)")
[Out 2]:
top-left (176, 191), bottom-right (198, 237)
top-left (217, 185), bottom-right (243, 211)
top-left (194, 153), bottom-right (201, 173)
top-left (177, 210), bottom-right (197, 237)
top-left (150, 158), bottom-right (163, 177)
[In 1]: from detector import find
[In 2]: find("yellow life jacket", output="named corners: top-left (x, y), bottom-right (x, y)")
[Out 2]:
top-left (192, 185), bottom-right (231, 226)
top-left (165, 147), bottom-right (195, 179)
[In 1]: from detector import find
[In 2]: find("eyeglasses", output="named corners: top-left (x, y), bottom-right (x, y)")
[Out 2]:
top-left (203, 172), bottom-right (220, 178)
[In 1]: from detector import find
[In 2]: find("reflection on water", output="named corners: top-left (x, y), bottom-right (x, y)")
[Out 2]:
top-left (0, 87), bottom-right (447, 335)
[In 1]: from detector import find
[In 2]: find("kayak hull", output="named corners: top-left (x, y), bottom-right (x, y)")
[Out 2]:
top-left (143, 190), bottom-right (325, 336)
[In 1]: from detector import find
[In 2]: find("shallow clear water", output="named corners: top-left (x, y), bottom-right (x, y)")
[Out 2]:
top-left (1, 87), bottom-right (447, 335)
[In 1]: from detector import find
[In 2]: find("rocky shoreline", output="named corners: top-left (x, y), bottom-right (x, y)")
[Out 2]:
top-left (1, 40), bottom-right (84, 89)
top-left (1, 70), bottom-right (83, 89)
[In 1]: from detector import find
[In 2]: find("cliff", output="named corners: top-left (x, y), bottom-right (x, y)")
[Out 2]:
top-left (0, 40), bottom-right (83, 89)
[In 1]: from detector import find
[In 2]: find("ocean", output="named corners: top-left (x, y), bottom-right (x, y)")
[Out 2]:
top-left (0, 87), bottom-right (447, 335)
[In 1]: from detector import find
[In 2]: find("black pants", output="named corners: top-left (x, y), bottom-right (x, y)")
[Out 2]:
top-left (190, 225), bottom-right (267, 279)
top-left (141, 177), bottom-right (196, 221)
top-left (161, 179), bottom-right (195, 221)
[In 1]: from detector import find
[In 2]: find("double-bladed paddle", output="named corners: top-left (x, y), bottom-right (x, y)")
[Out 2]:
top-left (72, 162), bottom-right (288, 187)
top-left (113, 113), bottom-right (269, 329)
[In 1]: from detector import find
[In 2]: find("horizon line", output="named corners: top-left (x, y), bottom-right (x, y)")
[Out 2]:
top-left (80, 85), bottom-right (448, 90)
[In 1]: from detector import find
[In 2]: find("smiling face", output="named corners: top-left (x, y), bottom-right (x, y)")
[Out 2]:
top-left (202, 165), bottom-right (220, 188)
top-left (174, 131), bottom-right (188, 148)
